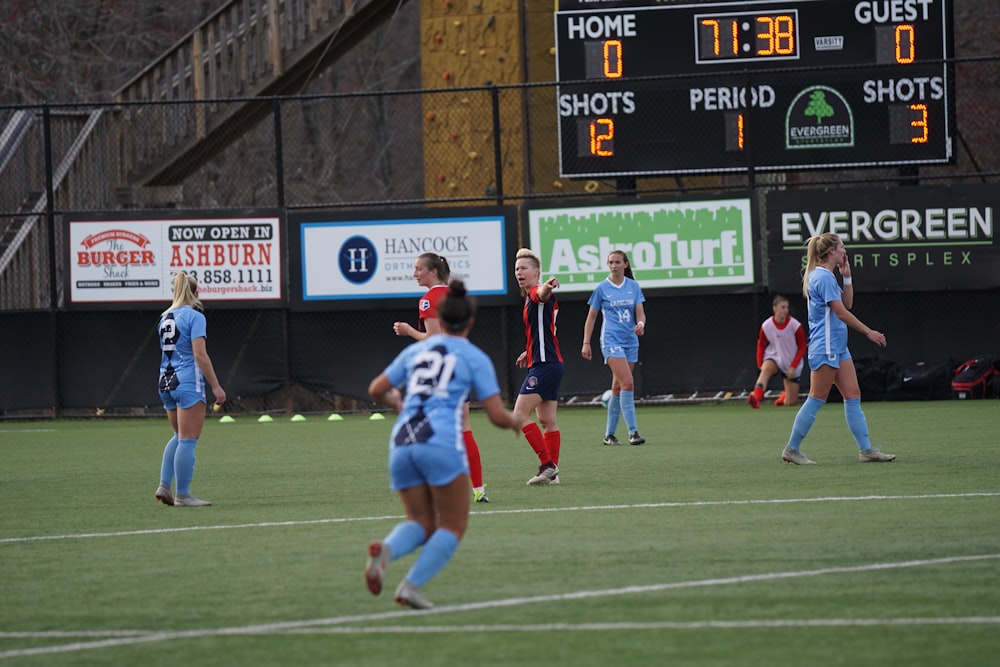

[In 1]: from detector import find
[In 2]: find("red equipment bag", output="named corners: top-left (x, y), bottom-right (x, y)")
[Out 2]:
top-left (951, 357), bottom-right (998, 399)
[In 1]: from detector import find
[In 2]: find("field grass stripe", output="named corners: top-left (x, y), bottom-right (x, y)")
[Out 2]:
top-left (1, 553), bottom-right (998, 659)
top-left (2, 492), bottom-right (998, 544)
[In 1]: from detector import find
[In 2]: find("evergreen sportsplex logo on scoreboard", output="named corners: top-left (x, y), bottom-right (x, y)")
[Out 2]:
top-left (527, 196), bottom-right (756, 294)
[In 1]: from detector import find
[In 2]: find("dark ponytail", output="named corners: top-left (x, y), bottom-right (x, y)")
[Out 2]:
top-left (438, 279), bottom-right (476, 332)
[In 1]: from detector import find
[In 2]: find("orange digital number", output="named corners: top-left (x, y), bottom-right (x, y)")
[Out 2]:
top-left (603, 39), bottom-right (623, 78)
top-left (910, 103), bottom-right (928, 143)
top-left (702, 19), bottom-right (721, 56)
top-left (757, 15), bottom-right (795, 56)
top-left (589, 118), bottom-right (615, 156)
top-left (895, 24), bottom-right (915, 64)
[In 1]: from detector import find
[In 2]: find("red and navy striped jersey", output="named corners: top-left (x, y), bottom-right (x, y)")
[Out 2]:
top-left (522, 285), bottom-right (563, 366)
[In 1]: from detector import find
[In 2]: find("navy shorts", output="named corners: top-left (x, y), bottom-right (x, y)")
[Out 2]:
top-left (518, 362), bottom-right (564, 401)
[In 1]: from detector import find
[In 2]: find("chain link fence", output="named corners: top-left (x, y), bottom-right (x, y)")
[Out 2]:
top-left (2, 57), bottom-right (999, 417)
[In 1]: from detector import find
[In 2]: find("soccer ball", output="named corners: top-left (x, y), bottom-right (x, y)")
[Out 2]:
top-left (600, 389), bottom-right (613, 407)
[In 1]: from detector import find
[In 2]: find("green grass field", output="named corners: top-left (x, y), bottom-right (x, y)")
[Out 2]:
top-left (2, 400), bottom-right (999, 666)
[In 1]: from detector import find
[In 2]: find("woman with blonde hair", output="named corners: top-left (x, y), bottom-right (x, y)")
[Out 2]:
top-left (154, 271), bottom-right (226, 506)
top-left (780, 234), bottom-right (895, 465)
top-left (513, 248), bottom-right (563, 485)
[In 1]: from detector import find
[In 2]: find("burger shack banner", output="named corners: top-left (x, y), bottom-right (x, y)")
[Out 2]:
top-left (766, 185), bottom-right (1000, 293)
top-left (65, 211), bottom-right (282, 308)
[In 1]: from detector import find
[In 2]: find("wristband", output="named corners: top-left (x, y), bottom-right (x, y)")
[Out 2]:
top-left (637, 321), bottom-right (645, 327)
top-left (582, 342), bottom-right (591, 345)
top-left (843, 277), bottom-right (852, 286)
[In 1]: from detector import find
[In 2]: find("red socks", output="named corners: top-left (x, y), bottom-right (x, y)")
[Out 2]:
top-left (464, 430), bottom-right (483, 488)
top-left (522, 422), bottom-right (550, 464)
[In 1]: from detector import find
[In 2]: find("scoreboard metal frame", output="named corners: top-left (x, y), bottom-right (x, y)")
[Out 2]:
top-left (554, 0), bottom-right (955, 178)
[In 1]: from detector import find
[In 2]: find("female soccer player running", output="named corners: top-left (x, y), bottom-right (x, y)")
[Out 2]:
top-left (366, 280), bottom-right (519, 609)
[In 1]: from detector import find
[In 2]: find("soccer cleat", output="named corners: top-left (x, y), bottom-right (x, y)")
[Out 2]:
top-left (548, 474), bottom-right (560, 486)
top-left (747, 393), bottom-right (761, 409)
top-left (154, 484), bottom-right (174, 506)
top-left (173, 493), bottom-right (212, 507)
top-left (628, 431), bottom-right (645, 446)
top-left (781, 447), bottom-right (816, 465)
top-left (602, 434), bottom-right (621, 446)
top-left (395, 579), bottom-right (434, 610)
top-left (858, 447), bottom-right (896, 462)
top-left (365, 540), bottom-right (391, 596)
top-left (473, 487), bottom-right (490, 503)
top-left (774, 391), bottom-right (787, 406)
top-left (527, 462), bottom-right (559, 485)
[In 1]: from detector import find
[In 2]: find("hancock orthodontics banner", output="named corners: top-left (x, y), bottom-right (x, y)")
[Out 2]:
top-left (526, 195), bottom-right (757, 295)
top-left (288, 207), bottom-right (517, 309)
top-left (766, 185), bottom-right (1000, 293)
top-left (66, 211), bottom-right (282, 308)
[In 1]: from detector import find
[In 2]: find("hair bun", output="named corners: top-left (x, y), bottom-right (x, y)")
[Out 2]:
top-left (448, 279), bottom-right (467, 298)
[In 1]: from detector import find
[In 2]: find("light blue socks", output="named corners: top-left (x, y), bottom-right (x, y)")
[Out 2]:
top-left (406, 529), bottom-right (460, 587)
top-left (620, 390), bottom-right (638, 433)
top-left (606, 394), bottom-right (621, 436)
top-left (174, 438), bottom-right (197, 495)
top-left (159, 434), bottom-right (179, 486)
top-left (787, 396), bottom-right (824, 450)
top-left (383, 520), bottom-right (427, 562)
top-left (844, 398), bottom-right (874, 450)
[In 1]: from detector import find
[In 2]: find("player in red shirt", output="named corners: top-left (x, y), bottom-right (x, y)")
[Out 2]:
top-left (747, 294), bottom-right (807, 408)
top-left (393, 253), bottom-right (489, 502)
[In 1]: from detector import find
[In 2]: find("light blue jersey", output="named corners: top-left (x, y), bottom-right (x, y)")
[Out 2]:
top-left (383, 334), bottom-right (501, 454)
top-left (806, 267), bottom-right (849, 363)
top-left (587, 277), bottom-right (646, 349)
top-left (157, 305), bottom-right (207, 397)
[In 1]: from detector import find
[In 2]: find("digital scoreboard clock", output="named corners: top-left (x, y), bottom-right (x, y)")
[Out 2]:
top-left (554, 0), bottom-right (955, 178)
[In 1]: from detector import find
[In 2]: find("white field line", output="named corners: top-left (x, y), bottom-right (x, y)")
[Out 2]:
top-left (1, 554), bottom-right (999, 660)
top-left (2, 491), bottom-right (999, 545)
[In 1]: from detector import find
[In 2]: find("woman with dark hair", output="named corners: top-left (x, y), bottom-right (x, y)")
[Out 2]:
top-left (367, 280), bottom-right (519, 609)
top-left (393, 253), bottom-right (489, 502)
top-left (582, 249), bottom-right (647, 446)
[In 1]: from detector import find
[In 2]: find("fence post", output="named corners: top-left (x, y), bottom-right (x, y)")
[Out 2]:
top-left (273, 99), bottom-right (285, 208)
top-left (42, 106), bottom-right (62, 417)
top-left (490, 85), bottom-right (503, 206)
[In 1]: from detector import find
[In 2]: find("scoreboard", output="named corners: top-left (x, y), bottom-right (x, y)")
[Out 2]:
top-left (554, 0), bottom-right (955, 177)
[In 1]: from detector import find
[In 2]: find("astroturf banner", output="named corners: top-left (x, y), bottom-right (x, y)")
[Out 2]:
top-left (766, 184), bottom-right (1000, 293)
top-left (525, 195), bottom-right (758, 295)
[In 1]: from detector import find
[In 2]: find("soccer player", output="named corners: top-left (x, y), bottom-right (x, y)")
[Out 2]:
top-left (513, 248), bottom-right (563, 485)
top-left (781, 233), bottom-right (895, 465)
top-left (366, 280), bottom-right (520, 609)
top-left (747, 294), bottom-right (806, 408)
top-left (154, 272), bottom-right (226, 507)
top-left (393, 253), bottom-right (489, 503)
top-left (582, 249), bottom-right (647, 446)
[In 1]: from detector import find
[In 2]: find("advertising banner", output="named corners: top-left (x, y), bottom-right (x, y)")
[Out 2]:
top-left (66, 212), bottom-right (282, 307)
top-left (525, 195), bottom-right (757, 295)
top-left (766, 185), bottom-right (1000, 293)
top-left (289, 207), bottom-right (516, 308)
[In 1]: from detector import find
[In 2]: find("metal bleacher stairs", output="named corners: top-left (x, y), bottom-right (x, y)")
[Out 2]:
top-left (0, 0), bottom-right (407, 300)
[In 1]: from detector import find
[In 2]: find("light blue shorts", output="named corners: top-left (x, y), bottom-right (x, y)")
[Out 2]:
top-left (808, 349), bottom-right (852, 371)
top-left (389, 442), bottom-right (469, 491)
top-left (160, 386), bottom-right (206, 410)
top-left (602, 343), bottom-right (638, 363)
